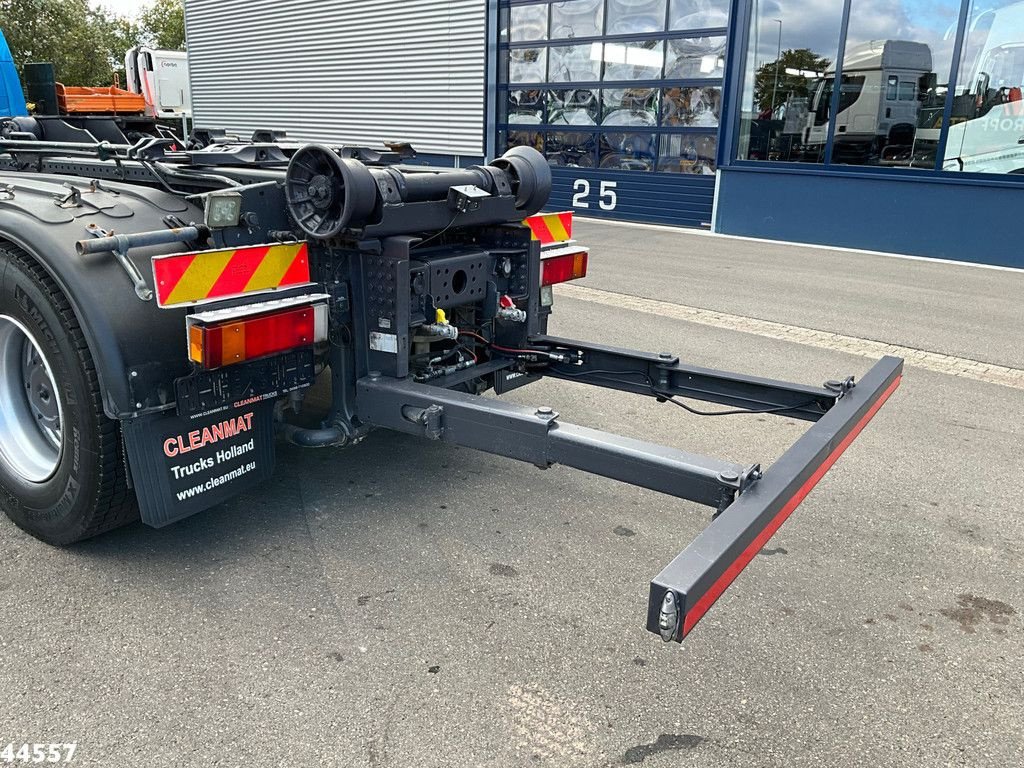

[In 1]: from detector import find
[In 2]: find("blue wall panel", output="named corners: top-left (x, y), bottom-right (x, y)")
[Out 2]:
top-left (547, 167), bottom-right (715, 228)
top-left (716, 167), bottom-right (1024, 268)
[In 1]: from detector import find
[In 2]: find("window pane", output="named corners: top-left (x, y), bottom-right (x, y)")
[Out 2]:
top-left (551, 0), bottom-right (605, 40)
top-left (499, 7), bottom-right (510, 43)
top-left (602, 87), bottom-right (659, 126)
top-left (508, 48), bottom-right (548, 84)
top-left (503, 129), bottom-right (545, 153)
top-left (600, 132), bottom-right (657, 170)
top-left (603, 40), bottom-right (665, 81)
top-left (510, 4), bottom-right (549, 42)
top-left (606, 0), bottom-right (668, 36)
top-left (507, 89), bottom-right (546, 124)
top-left (550, 43), bottom-right (603, 82)
top-left (658, 133), bottom-right (717, 173)
top-left (661, 86), bottom-right (721, 127)
top-left (548, 88), bottom-right (601, 125)
top-left (735, 6), bottom-right (843, 164)
top-left (665, 35), bottom-right (725, 79)
top-left (838, 1), bottom-right (960, 168)
top-left (669, 0), bottom-right (729, 31)
top-left (546, 131), bottom-right (598, 167)
top-left (945, 0), bottom-right (1024, 174)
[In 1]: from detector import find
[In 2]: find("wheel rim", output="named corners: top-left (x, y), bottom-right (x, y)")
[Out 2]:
top-left (0, 315), bottom-right (63, 482)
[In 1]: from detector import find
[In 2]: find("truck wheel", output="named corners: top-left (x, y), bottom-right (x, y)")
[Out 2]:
top-left (0, 244), bottom-right (138, 544)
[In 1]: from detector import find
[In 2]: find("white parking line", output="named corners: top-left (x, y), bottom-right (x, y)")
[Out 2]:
top-left (558, 284), bottom-right (1024, 390)
top-left (574, 216), bottom-right (1024, 274)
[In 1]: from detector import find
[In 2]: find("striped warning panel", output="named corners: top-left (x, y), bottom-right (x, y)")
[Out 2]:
top-left (152, 242), bottom-right (310, 308)
top-left (524, 211), bottom-right (573, 245)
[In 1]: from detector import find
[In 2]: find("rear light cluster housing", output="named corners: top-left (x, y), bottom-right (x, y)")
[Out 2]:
top-left (541, 246), bottom-right (589, 287)
top-left (186, 295), bottom-right (329, 370)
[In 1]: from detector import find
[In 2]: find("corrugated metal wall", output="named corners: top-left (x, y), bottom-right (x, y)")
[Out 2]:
top-left (184, 0), bottom-right (486, 156)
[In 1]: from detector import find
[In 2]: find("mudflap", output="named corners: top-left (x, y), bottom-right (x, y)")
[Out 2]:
top-left (122, 400), bottom-right (276, 527)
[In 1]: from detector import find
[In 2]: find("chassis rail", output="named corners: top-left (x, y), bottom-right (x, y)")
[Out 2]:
top-left (356, 342), bottom-right (903, 643)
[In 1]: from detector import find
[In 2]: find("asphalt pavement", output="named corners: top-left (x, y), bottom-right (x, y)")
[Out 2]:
top-left (1, 223), bottom-right (1022, 767)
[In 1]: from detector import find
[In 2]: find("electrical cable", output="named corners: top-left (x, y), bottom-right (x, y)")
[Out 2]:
top-left (464, 333), bottom-right (823, 418)
top-left (458, 330), bottom-right (541, 357)
top-left (547, 363), bottom-right (823, 418)
top-left (412, 209), bottom-right (462, 249)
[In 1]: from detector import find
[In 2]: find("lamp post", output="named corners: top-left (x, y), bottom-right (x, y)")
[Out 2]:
top-left (771, 18), bottom-right (783, 116)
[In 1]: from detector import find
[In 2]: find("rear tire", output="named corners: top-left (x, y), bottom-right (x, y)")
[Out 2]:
top-left (0, 243), bottom-right (138, 544)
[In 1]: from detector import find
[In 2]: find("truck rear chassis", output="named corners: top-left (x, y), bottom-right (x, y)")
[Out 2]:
top-left (0, 128), bottom-right (902, 643)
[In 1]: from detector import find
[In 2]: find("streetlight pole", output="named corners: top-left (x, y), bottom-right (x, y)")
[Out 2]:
top-left (771, 18), bottom-right (783, 116)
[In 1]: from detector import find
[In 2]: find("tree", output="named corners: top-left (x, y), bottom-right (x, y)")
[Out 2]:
top-left (753, 48), bottom-right (832, 115)
top-left (139, 0), bottom-right (185, 50)
top-left (0, 0), bottom-right (140, 87)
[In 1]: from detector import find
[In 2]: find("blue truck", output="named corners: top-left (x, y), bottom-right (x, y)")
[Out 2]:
top-left (0, 30), bottom-right (28, 119)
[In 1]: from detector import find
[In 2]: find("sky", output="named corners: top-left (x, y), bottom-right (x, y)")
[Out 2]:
top-left (752, 0), bottom-right (965, 79)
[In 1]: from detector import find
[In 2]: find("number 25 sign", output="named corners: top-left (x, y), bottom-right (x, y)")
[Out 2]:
top-left (571, 179), bottom-right (618, 211)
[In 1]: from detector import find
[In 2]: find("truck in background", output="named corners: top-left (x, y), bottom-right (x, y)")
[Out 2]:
top-left (0, 29), bottom-right (190, 143)
top-left (804, 40), bottom-right (933, 163)
top-left (124, 46), bottom-right (192, 125)
top-left (0, 30), bottom-right (26, 118)
top-left (941, 0), bottom-right (1024, 173)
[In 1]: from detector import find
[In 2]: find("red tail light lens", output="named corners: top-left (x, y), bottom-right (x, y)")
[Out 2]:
top-left (541, 250), bottom-right (588, 287)
top-left (188, 303), bottom-right (326, 369)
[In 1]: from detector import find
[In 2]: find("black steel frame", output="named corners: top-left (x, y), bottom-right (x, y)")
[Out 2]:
top-left (356, 337), bottom-right (903, 643)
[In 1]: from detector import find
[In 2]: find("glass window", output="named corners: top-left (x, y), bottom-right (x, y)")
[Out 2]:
top-left (945, 0), bottom-right (1024, 174)
top-left (548, 88), bottom-right (601, 125)
top-left (603, 39), bottom-right (665, 81)
top-left (508, 47), bottom-right (548, 84)
top-left (600, 131), bottom-right (657, 170)
top-left (547, 131), bottom-right (599, 167)
top-left (837, 1), bottom-right (960, 168)
top-left (735, 6), bottom-right (843, 164)
top-left (602, 87), bottom-right (659, 125)
top-left (661, 86), bottom-right (721, 126)
top-left (499, 7), bottom-right (510, 43)
top-left (665, 35), bottom-right (725, 79)
top-left (550, 0), bottom-right (605, 40)
top-left (668, 0), bottom-right (729, 31)
top-left (506, 88), bottom-right (546, 124)
top-left (658, 133), bottom-right (717, 173)
top-left (606, 0), bottom-right (668, 36)
top-left (510, 3), bottom-right (549, 42)
top-left (503, 129), bottom-right (545, 153)
top-left (497, 0), bottom-right (730, 174)
top-left (549, 43), bottom-right (604, 82)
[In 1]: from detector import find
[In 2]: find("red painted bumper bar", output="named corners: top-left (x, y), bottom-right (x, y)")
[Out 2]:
top-left (647, 355), bottom-right (904, 642)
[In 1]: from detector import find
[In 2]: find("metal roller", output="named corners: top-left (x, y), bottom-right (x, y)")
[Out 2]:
top-left (285, 144), bottom-right (552, 239)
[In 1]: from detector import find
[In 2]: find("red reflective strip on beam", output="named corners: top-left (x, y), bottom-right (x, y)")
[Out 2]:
top-left (153, 253), bottom-right (197, 305)
top-left (277, 243), bottom-right (310, 287)
top-left (681, 374), bottom-right (903, 637)
top-left (205, 245), bottom-right (271, 299)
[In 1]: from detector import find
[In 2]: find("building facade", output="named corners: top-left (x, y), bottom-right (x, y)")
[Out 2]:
top-left (186, 1), bottom-right (1024, 268)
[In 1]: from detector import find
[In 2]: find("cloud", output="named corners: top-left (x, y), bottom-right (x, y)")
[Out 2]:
top-left (751, 0), bottom-right (962, 79)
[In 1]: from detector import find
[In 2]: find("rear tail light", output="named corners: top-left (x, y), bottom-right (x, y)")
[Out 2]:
top-left (541, 248), bottom-right (589, 287)
top-left (187, 297), bottom-right (328, 369)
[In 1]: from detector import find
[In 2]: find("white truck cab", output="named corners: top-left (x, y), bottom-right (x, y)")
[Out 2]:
top-left (805, 40), bottom-right (932, 161)
top-left (124, 47), bottom-right (192, 121)
top-left (943, 2), bottom-right (1024, 173)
